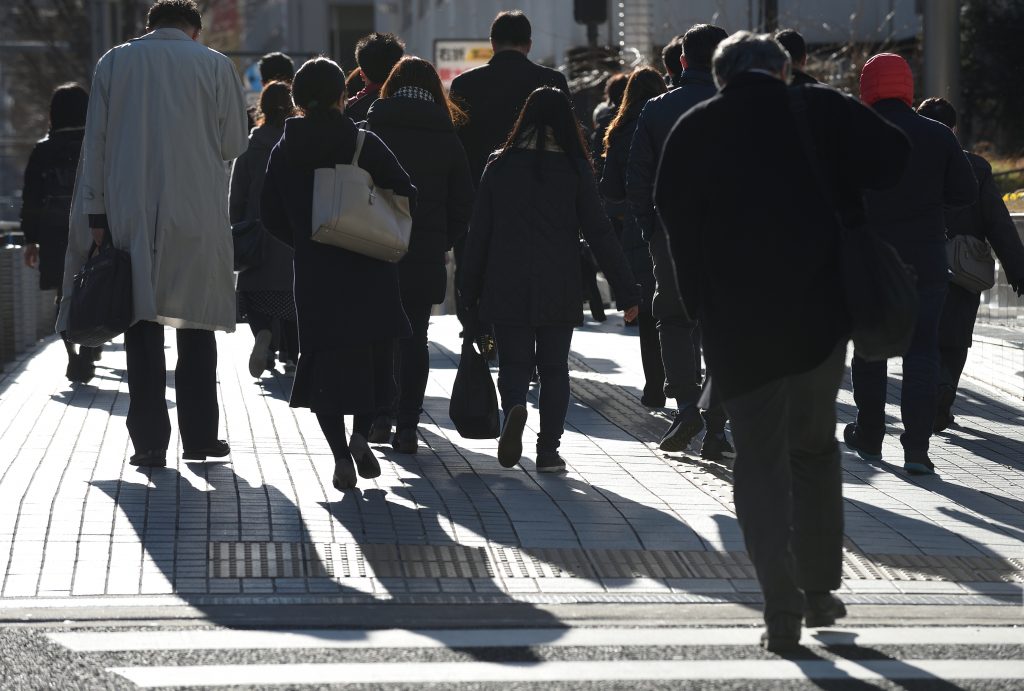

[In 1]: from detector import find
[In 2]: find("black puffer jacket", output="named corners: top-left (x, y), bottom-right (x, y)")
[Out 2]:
top-left (366, 96), bottom-right (475, 305)
top-left (20, 128), bottom-right (84, 290)
top-left (229, 124), bottom-right (294, 293)
top-left (461, 147), bottom-right (639, 326)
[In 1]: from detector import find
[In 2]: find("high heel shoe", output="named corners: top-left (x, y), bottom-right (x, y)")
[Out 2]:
top-left (332, 456), bottom-right (357, 490)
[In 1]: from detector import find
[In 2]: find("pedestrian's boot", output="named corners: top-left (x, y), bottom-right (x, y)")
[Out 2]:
top-left (699, 431), bottom-right (734, 461)
top-left (498, 405), bottom-right (527, 468)
top-left (659, 405), bottom-right (703, 452)
top-left (760, 613), bottom-right (803, 653)
top-left (248, 329), bottom-right (272, 378)
top-left (843, 423), bottom-right (882, 462)
top-left (535, 450), bottom-right (567, 474)
top-left (904, 450), bottom-right (936, 476)
top-left (392, 427), bottom-right (419, 454)
top-left (804, 591), bottom-right (847, 628)
top-left (332, 455), bottom-right (357, 490)
top-left (367, 415), bottom-right (392, 444)
top-left (350, 433), bottom-right (381, 479)
top-left (182, 440), bottom-right (230, 461)
top-left (129, 449), bottom-right (167, 468)
top-left (66, 352), bottom-right (96, 385)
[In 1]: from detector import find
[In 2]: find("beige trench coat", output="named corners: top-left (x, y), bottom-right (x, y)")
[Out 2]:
top-left (57, 28), bottom-right (248, 333)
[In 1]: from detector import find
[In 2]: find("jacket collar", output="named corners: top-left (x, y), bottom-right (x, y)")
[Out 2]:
top-left (872, 98), bottom-right (913, 115)
top-left (489, 49), bottom-right (531, 66)
top-left (139, 27), bottom-right (193, 41)
top-left (676, 69), bottom-right (715, 88)
top-left (721, 70), bottom-right (786, 93)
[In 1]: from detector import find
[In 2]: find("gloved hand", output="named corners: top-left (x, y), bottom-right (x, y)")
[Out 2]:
top-left (1011, 279), bottom-right (1023, 298)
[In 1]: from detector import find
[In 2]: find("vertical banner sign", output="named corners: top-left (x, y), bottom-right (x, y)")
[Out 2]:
top-left (435, 40), bottom-right (493, 88)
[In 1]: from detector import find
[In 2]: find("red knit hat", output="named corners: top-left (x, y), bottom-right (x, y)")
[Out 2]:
top-left (860, 53), bottom-right (914, 106)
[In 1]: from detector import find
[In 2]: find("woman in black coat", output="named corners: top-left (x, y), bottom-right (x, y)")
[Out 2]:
top-left (230, 81), bottom-right (298, 378)
top-left (20, 83), bottom-right (99, 383)
top-left (599, 68), bottom-right (667, 407)
top-left (461, 87), bottom-right (640, 473)
top-left (366, 57), bottom-right (475, 454)
top-left (261, 58), bottom-right (416, 490)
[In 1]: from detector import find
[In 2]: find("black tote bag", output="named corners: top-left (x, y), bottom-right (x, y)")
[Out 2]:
top-left (449, 337), bottom-right (501, 439)
top-left (65, 237), bottom-right (133, 347)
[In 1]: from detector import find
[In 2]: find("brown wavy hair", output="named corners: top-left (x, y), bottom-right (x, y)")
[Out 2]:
top-left (380, 56), bottom-right (467, 127)
top-left (602, 67), bottom-right (667, 157)
top-left (257, 81), bottom-right (295, 128)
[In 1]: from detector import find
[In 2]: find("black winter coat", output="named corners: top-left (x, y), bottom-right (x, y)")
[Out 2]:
top-left (461, 148), bottom-right (639, 326)
top-left (260, 111), bottom-right (415, 352)
top-left (20, 128), bottom-right (84, 290)
top-left (656, 74), bottom-right (911, 399)
top-left (600, 115), bottom-right (654, 309)
top-left (864, 99), bottom-right (977, 284)
top-left (366, 97), bottom-right (475, 305)
top-left (449, 50), bottom-right (569, 184)
top-left (229, 124), bottom-right (295, 293)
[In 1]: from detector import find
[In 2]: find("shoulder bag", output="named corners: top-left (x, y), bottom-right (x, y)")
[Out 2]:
top-left (310, 128), bottom-right (412, 262)
top-left (66, 234), bottom-right (133, 347)
top-left (946, 233), bottom-right (995, 293)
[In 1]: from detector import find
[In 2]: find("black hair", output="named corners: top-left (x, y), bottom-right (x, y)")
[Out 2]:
top-left (917, 97), bottom-right (957, 129)
top-left (661, 35), bottom-right (684, 78)
top-left (292, 57), bottom-right (346, 116)
top-left (259, 52), bottom-right (295, 83)
top-left (146, 0), bottom-right (202, 31)
top-left (354, 32), bottom-right (405, 85)
top-left (682, 24), bottom-right (728, 72)
top-left (775, 29), bottom-right (807, 64)
top-left (490, 10), bottom-right (532, 47)
top-left (49, 82), bottom-right (89, 132)
top-left (258, 81), bottom-right (295, 128)
top-left (498, 87), bottom-right (591, 178)
top-left (604, 72), bottom-right (628, 105)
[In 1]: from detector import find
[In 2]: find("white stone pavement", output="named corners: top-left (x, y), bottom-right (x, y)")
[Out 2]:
top-left (0, 315), bottom-right (1021, 609)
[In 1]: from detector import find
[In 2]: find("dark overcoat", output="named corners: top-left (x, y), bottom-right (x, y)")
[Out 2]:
top-left (260, 111), bottom-right (415, 352)
top-left (366, 97), bottom-right (475, 305)
top-left (656, 74), bottom-right (911, 399)
top-left (461, 147), bottom-right (639, 327)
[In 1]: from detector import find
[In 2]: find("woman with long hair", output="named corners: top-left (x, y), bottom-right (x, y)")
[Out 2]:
top-left (260, 57), bottom-right (416, 490)
top-left (599, 68), bottom-right (667, 407)
top-left (461, 87), bottom-right (639, 473)
top-left (230, 81), bottom-right (299, 379)
top-left (365, 57), bottom-right (475, 453)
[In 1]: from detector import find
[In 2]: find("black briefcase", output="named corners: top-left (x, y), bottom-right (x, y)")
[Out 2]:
top-left (66, 237), bottom-right (133, 347)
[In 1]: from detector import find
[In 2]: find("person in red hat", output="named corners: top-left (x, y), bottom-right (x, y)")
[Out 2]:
top-left (844, 53), bottom-right (978, 476)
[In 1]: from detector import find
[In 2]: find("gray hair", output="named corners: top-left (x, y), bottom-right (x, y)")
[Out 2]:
top-left (712, 31), bottom-right (791, 88)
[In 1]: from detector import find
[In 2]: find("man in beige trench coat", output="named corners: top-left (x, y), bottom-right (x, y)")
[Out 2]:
top-left (57, 0), bottom-right (248, 467)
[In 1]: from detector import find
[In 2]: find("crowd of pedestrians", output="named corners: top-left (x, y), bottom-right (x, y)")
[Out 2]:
top-left (20, 0), bottom-right (1024, 653)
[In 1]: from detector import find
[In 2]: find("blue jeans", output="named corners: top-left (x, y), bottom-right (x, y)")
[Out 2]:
top-left (493, 324), bottom-right (574, 452)
top-left (851, 282), bottom-right (948, 454)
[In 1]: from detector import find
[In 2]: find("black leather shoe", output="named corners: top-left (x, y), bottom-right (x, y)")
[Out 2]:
top-left (350, 433), bottom-right (381, 479)
top-left (129, 450), bottom-right (167, 468)
top-left (904, 451), bottom-right (936, 476)
top-left (843, 423), bottom-right (882, 462)
top-left (641, 393), bottom-right (666, 409)
top-left (498, 405), bottom-right (527, 468)
top-left (392, 428), bottom-right (419, 454)
top-left (804, 591), bottom-right (847, 628)
top-left (700, 432), bottom-right (734, 461)
top-left (332, 457), bottom-right (357, 490)
top-left (659, 405), bottom-right (703, 452)
top-left (182, 440), bottom-right (230, 461)
top-left (367, 415), bottom-right (392, 444)
top-left (536, 451), bottom-right (567, 473)
top-left (760, 613), bottom-right (803, 653)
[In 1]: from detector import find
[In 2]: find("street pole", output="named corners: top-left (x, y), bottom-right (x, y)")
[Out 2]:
top-left (922, 0), bottom-right (961, 111)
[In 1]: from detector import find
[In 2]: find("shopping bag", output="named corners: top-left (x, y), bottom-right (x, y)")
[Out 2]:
top-left (449, 337), bottom-right (500, 439)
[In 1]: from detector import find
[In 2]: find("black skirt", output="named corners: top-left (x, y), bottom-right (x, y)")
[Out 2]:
top-left (289, 344), bottom-right (380, 414)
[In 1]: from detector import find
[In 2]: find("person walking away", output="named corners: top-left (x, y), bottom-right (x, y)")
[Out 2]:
top-left (366, 57), bottom-right (475, 453)
top-left (461, 87), bottom-right (640, 473)
top-left (230, 81), bottom-right (298, 378)
top-left (627, 23), bottom-right (730, 458)
top-left (915, 97), bottom-right (1024, 431)
top-left (258, 51), bottom-right (294, 84)
top-left (599, 67), bottom-right (666, 406)
top-left (449, 10), bottom-right (569, 327)
top-left (775, 29), bottom-right (818, 86)
top-left (591, 72), bottom-right (627, 163)
top-left (261, 57), bottom-right (415, 490)
top-left (656, 32), bottom-right (910, 651)
top-left (21, 83), bottom-right (100, 383)
top-left (346, 33), bottom-right (405, 123)
top-left (844, 54), bottom-right (977, 476)
top-left (57, 0), bottom-right (248, 468)
top-left (661, 35), bottom-right (685, 87)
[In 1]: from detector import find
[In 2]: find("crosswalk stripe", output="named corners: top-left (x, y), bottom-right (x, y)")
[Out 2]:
top-left (108, 659), bottom-right (1024, 687)
top-left (48, 626), bottom-right (1024, 652)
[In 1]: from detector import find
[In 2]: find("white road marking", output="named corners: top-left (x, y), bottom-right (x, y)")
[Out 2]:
top-left (108, 659), bottom-right (1024, 687)
top-left (48, 626), bottom-right (1024, 652)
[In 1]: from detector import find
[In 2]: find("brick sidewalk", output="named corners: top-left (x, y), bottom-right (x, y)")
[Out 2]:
top-left (0, 316), bottom-right (1021, 610)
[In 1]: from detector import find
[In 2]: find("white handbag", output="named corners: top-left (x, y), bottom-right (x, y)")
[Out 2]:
top-left (311, 129), bottom-right (413, 262)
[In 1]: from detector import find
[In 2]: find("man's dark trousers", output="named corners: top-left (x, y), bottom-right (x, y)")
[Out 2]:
top-left (124, 320), bottom-right (219, 453)
top-left (723, 342), bottom-right (846, 620)
top-left (851, 282), bottom-right (948, 453)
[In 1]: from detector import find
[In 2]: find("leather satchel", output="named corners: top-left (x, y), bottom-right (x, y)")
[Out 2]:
top-left (310, 129), bottom-right (412, 262)
top-left (946, 233), bottom-right (995, 293)
top-left (66, 235), bottom-right (133, 347)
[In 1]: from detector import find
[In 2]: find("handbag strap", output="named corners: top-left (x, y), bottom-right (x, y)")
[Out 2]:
top-left (351, 128), bottom-right (366, 166)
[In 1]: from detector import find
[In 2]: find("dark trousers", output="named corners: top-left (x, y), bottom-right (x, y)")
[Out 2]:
top-left (723, 343), bottom-right (846, 620)
top-left (493, 324), bottom-right (574, 452)
top-left (124, 320), bottom-right (218, 453)
top-left (657, 312), bottom-right (701, 406)
top-left (580, 249), bottom-right (606, 312)
top-left (637, 312), bottom-right (666, 402)
top-left (851, 282), bottom-right (947, 453)
top-left (247, 312), bottom-right (298, 361)
top-left (395, 303), bottom-right (432, 430)
top-left (938, 345), bottom-right (969, 411)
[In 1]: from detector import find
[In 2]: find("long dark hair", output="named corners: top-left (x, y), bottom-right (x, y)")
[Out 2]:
top-left (380, 56), bottom-right (467, 126)
top-left (603, 68), bottom-right (666, 156)
top-left (497, 87), bottom-right (591, 176)
top-left (49, 83), bottom-right (89, 132)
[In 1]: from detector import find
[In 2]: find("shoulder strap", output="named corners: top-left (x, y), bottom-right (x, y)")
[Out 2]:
top-left (351, 129), bottom-right (366, 166)
top-left (788, 87), bottom-right (842, 228)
